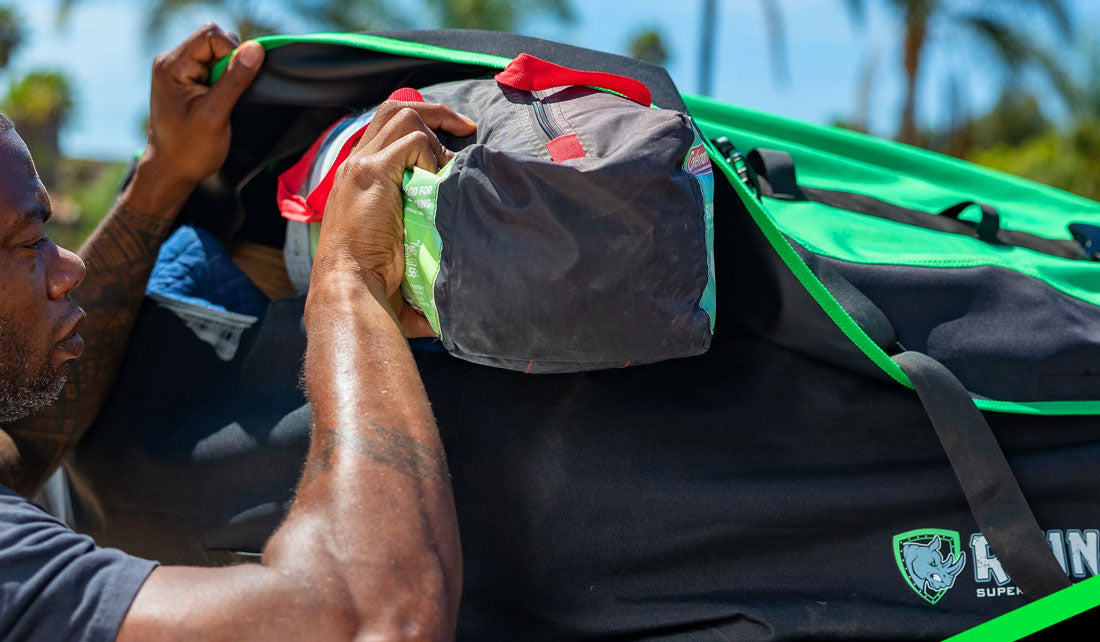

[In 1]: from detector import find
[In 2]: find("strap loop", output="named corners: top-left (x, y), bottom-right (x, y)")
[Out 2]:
top-left (494, 53), bottom-right (652, 107)
top-left (938, 201), bottom-right (1000, 243)
top-left (275, 119), bottom-right (341, 224)
top-left (745, 149), bottom-right (805, 200)
top-left (276, 88), bottom-right (426, 224)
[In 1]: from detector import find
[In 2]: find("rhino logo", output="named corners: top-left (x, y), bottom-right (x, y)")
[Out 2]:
top-left (893, 529), bottom-right (966, 604)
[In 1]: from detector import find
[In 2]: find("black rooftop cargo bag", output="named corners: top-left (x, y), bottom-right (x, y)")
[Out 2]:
top-left (55, 29), bottom-right (1100, 641)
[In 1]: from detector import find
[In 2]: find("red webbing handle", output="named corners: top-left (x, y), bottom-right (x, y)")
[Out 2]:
top-left (277, 88), bottom-right (425, 223)
top-left (494, 53), bottom-right (652, 107)
top-left (276, 119), bottom-right (340, 223)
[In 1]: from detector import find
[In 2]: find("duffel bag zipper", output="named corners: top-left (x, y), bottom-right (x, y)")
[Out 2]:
top-left (530, 92), bottom-right (565, 141)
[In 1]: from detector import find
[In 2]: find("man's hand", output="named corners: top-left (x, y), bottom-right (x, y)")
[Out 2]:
top-left (317, 101), bottom-right (476, 337)
top-left (142, 23), bottom-right (264, 189)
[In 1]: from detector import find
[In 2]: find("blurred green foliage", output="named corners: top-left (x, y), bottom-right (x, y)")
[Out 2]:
top-left (0, 6), bottom-right (23, 69)
top-left (628, 28), bottom-right (670, 67)
top-left (958, 30), bottom-right (1100, 202)
top-left (3, 71), bottom-right (73, 123)
top-left (422, 0), bottom-right (572, 32)
top-left (3, 70), bottom-right (75, 188)
top-left (969, 117), bottom-right (1100, 202)
top-left (46, 159), bottom-right (130, 252)
top-left (868, 0), bottom-right (1076, 145)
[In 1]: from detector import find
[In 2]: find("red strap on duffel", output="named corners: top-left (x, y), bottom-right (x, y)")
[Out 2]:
top-left (494, 53), bottom-right (652, 107)
top-left (275, 119), bottom-right (340, 223)
top-left (277, 88), bottom-right (426, 223)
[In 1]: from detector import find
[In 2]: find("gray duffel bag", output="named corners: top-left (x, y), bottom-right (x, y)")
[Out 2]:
top-left (277, 53), bottom-right (716, 373)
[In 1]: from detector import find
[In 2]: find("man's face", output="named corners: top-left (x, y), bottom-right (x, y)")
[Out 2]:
top-left (0, 127), bottom-right (86, 422)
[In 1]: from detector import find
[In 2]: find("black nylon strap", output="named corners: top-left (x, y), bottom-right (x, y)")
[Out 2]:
top-left (893, 351), bottom-right (1071, 599)
top-left (789, 240), bottom-right (897, 351)
top-left (748, 148), bottom-right (1086, 260)
top-left (746, 148), bottom-right (805, 200)
top-left (939, 201), bottom-right (1000, 243)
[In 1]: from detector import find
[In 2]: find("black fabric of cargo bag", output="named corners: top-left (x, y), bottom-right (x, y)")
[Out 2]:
top-left (52, 29), bottom-right (1100, 641)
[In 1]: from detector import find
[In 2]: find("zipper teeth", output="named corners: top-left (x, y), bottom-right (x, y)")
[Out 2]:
top-left (531, 97), bottom-right (563, 140)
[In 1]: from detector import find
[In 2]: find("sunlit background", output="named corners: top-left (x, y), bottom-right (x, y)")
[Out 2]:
top-left (4, 0), bottom-right (1100, 248)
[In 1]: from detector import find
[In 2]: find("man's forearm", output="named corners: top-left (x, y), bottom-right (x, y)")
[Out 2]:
top-left (114, 96), bottom-right (464, 641)
top-left (116, 274), bottom-right (461, 641)
top-left (1, 161), bottom-right (194, 495)
top-left (264, 270), bottom-right (461, 637)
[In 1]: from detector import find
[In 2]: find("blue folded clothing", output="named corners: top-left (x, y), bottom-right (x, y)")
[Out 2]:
top-left (146, 225), bottom-right (447, 353)
top-left (146, 225), bottom-right (270, 319)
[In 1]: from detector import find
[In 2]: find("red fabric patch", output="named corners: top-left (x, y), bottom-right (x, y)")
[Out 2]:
top-left (545, 133), bottom-right (586, 162)
top-left (276, 87), bottom-right (426, 223)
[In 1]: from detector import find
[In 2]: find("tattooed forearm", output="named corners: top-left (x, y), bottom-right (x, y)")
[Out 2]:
top-left (1, 197), bottom-right (177, 495)
top-left (303, 423), bottom-right (449, 486)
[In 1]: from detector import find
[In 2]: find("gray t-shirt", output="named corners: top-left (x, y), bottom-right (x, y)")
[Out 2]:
top-left (0, 485), bottom-right (157, 641)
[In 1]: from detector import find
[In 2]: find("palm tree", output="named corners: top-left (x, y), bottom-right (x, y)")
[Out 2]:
top-left (628, 28), bottom-right (670, 67)
top-left (290, 0), bottom-right (408, 33)
top-left (696, 1), bottom-right (1072, 146)
top-left (696, 0), bottom-right (861, 95)
top-left (864, 0), bottom-right (1075, 145)
top-left (3, 71), bottom-right (75, 187)
top-left (421, 0), bottom-right (573, 32)
top-left (697, 0), bottom-right (716, 94)
top-left (0, 6), bottom-right (24, 71)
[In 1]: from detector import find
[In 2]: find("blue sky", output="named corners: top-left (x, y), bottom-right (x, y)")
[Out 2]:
top-left (8, 0), bottom-right (1098, 160)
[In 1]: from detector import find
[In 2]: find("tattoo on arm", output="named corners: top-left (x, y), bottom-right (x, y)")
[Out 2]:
top-left (0, 199), bottom-right (175, 495)
top-left (300, 423), bottom-right (449, 488)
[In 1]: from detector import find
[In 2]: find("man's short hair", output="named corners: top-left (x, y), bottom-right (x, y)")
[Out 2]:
top-left (0, 114), bottom-right (12, 133)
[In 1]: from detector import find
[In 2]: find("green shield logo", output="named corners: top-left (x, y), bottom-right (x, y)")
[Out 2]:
top-left (893, 528), bottom-right (967, 604)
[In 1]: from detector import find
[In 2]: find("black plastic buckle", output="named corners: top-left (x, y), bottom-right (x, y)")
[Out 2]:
top-left (711, 136), bottom-right (760, 197)
top-left (1069, 223), bottom-right (1100, 260)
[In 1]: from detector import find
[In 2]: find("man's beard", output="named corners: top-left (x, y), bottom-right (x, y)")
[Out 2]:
top-left (0, 320), bottom-right (69, 423)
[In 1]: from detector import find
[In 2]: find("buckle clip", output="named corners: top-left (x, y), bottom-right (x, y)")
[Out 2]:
top-left (712, 136), bottom-right (759, 197)
top-left (1069, 223), bottom-right (1100, 260)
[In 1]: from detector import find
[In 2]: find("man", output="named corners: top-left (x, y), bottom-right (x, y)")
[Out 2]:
top-left (0, 23), bottom-right (474, 640)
